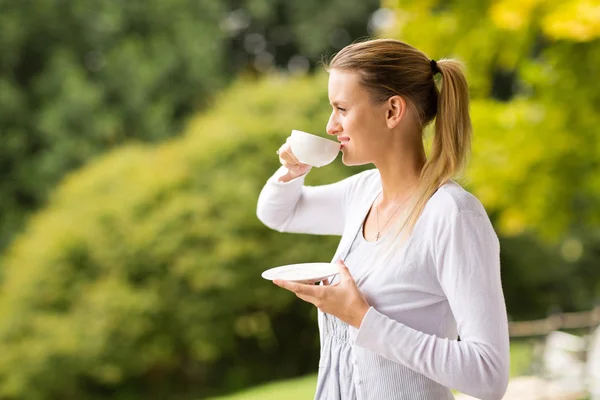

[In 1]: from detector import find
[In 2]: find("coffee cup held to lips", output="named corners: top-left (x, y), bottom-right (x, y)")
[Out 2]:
top-left (289, 130), bottom-right (341, 167)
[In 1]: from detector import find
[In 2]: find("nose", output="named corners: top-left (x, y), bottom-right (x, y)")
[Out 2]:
top-left (326, 112), bottom-right (342, 136)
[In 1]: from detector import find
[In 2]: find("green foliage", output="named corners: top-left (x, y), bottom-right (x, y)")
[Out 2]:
top-left (1, 1), bottom-right (598, 398)
top-left (0, 0), bottom-right (381, 257)
top-left (0, 1), bottom-right (381, 396)
top-left (0, 0), bottom-right (228, 251)
top-left (383, 0), bottom-right (600, 316)
top-left (224, 0), bottom-right (380, 71)
top-left (384, 0), bottom-right (600, 238)
top-left (0, 72), bottom-right (369, 399)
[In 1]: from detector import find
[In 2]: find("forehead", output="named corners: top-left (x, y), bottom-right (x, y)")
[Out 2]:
top-left (328, 69), bottom-right (363, 102)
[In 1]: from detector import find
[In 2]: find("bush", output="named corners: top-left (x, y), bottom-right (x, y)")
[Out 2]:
top-left (0, 0), bottom-right (228, 251)
top-left (0, 72), bottom-right (367, 399)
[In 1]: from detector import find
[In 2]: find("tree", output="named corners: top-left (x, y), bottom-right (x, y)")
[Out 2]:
top-left (382, 0), bottom-right (600, 316)
top-left (0, 0), bottom-right (381, 254)
top-left (0, 72), bottom-right (372, 399)
top-left (222, 0), bottom-right (380, 75)
top-left (0, 0), bottom-right (228, 252)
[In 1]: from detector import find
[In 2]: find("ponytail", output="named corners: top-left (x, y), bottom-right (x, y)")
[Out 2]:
top-left (405, 59), bottom-right (472, 234)
top-left (371, 59), bottom-right (472, 271)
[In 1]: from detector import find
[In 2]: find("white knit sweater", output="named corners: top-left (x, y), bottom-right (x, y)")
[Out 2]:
top-left (257, 167), bottom-right (510, 400)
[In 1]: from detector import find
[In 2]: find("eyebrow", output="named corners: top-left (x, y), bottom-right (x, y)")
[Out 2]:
top-left (330, 101), bottom-right (347, 106)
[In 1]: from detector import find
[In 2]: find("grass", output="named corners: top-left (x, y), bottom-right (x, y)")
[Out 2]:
top-left (208, 340), bottom-right (535, 400)
top-left (509, 339), bottom-right (535, 377)
top-left (209, 374), bottom-right (318, 400)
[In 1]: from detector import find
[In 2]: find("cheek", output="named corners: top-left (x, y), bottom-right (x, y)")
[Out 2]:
top-left (343, 113), bottom-right (359, 130)
top-left (346, 113), bottom-right (369, 139)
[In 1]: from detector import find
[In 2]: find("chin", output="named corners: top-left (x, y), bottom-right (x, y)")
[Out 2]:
top-left (341, 151), bottom-right (368, 167)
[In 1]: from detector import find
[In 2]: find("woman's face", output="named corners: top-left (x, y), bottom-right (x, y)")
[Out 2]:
top-left (326, 69), bottom-right (389, 166)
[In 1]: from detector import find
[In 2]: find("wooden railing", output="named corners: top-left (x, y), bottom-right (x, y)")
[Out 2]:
top-left (509, 305), bottom-right (600, 338)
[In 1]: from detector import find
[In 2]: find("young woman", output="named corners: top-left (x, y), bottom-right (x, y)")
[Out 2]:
top-left (256, 38), bottom-right (509, 400)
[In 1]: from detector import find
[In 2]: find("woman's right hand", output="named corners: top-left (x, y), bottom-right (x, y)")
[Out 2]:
top-left (277, 137), bottom-right (312, 181)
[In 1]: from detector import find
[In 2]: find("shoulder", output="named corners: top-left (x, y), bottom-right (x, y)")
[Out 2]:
top-left (415, 182), bottom-right (500, 271)
top-left (419, 180), bottom-right (494, 236)
top-left (430, 180), bottom-right (488, 217)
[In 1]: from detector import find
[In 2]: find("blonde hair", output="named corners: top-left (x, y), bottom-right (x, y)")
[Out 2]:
top-left (325, 38), bottom-right (472, 268)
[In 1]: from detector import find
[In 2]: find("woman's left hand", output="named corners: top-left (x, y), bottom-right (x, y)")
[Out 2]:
top-left (273, 260), bottom-right (370, 328)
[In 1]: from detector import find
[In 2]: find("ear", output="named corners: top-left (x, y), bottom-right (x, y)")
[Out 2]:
top-left (385, 95), bottom-right (406, 129)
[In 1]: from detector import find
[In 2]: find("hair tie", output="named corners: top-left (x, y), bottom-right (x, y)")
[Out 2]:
top-left (430, 59), bottom-right (440, 75)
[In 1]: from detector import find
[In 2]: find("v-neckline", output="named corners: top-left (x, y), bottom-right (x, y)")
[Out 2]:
top-left (340, 188), bottom-right (382, 261)
top-left (338, 183), bottom-right (419, 287)
top-left (360, 189), bottom-right (397, 245)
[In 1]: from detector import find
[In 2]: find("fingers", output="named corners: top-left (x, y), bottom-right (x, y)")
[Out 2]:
top-left (337, 259), bottom-right (352, 281)
top-left (277, 138), bottom-right (310, 175)
top-left (323, 275), bottom-right (340, 286)
top-left (273, 279), bottom-right (309, 293)
top-left (278, 141), bottom-right (301, 165)
top-left (278, 153), bottom-right (301, 173)
top-left (297, 279), bottom-right (320, 285)
top-left (272, 279), bottom-right (294, 291)
top-left (285, 137), bottom-right (302, 164)
top-left (273, 279), bottom-right (321, 298)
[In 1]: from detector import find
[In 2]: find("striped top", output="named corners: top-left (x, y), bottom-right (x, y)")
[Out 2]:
top-left (257, 167), bottom-right (510, 400)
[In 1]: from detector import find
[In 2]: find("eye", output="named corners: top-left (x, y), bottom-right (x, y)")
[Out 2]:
top-left (336, 107), bottom-right (347, 112)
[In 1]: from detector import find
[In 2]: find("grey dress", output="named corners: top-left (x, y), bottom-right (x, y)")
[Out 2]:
top-left (314, 222), bottom-right (387, 400)
top-left (313, 222), bottom-right (456, 400)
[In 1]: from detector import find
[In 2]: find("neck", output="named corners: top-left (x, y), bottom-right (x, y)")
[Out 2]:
top-left (373, 130), bottom-right (426, 206)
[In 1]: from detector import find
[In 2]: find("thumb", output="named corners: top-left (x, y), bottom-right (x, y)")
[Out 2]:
top-left (337, 259), bottom-right (351, 279)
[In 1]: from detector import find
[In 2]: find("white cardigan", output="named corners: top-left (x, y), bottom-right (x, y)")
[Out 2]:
top-left (257, 167), bottom-right (510, 400)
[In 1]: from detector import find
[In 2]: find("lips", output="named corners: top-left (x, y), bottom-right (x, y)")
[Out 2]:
top-left (337, 136), bottom-right (350, 145)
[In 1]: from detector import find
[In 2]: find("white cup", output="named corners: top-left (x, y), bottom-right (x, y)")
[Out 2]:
top-left (289, 130), bottom-right (341, 167)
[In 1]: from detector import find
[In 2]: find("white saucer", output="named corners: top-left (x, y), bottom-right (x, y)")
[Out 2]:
top-left (261, 262), bottom-right (339, 283)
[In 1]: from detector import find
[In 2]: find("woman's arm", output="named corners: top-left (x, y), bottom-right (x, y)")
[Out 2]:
top-left (256, 167), bottom-right (361, 236)
top-left (353, 211), bottom-right (510, 400)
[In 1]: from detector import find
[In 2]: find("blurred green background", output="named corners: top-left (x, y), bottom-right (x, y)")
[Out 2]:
top-left (0, 0), bottom-right (598, 399)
